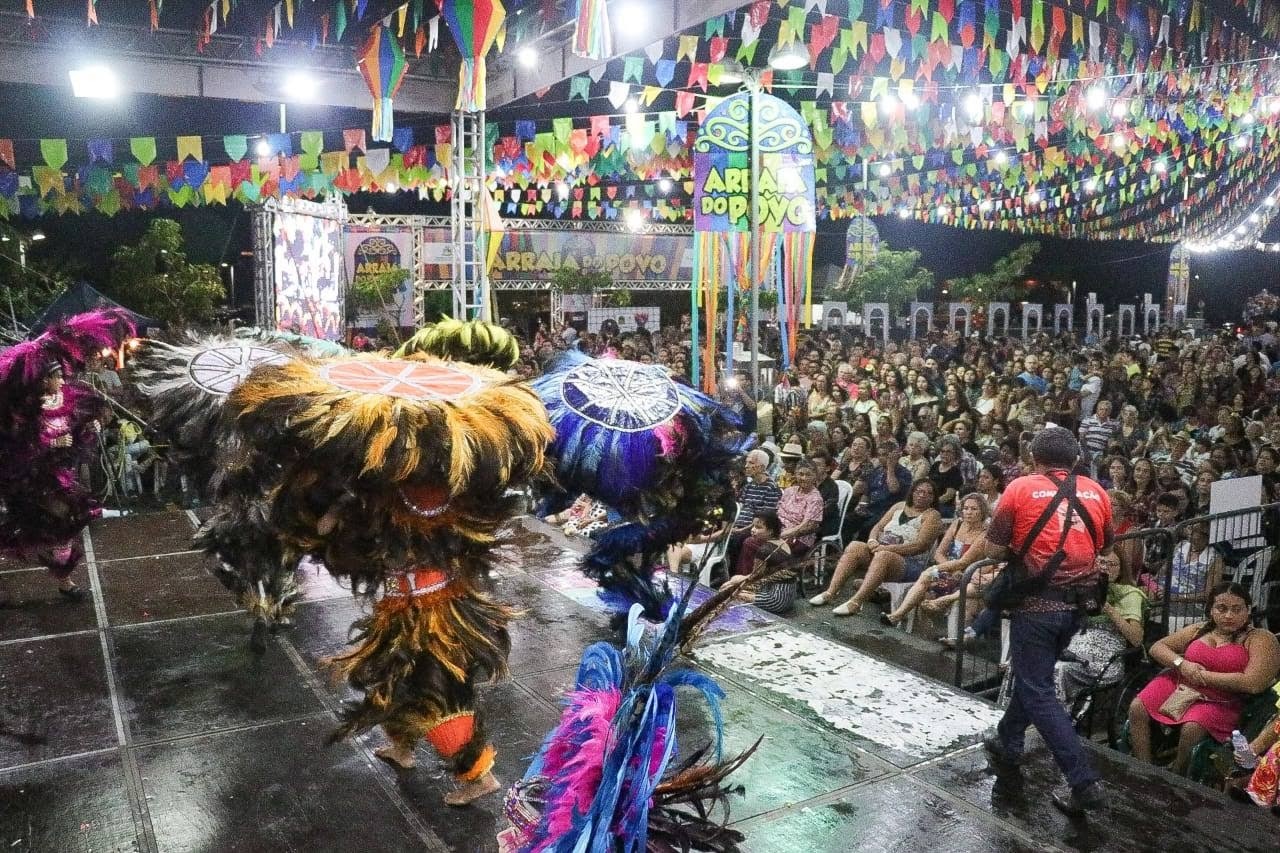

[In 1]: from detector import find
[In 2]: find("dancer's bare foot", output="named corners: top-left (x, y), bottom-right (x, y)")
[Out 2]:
top-left (374, 744), bottom-right (417, 769)
top-left (443, 771), bottom-right (500, 806)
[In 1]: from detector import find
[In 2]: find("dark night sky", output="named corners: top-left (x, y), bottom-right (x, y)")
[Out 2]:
top-left (4, 78), bottom-right (1278, 326)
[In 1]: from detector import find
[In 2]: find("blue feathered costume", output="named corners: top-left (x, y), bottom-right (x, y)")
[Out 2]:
top-left (532, 351), bottom-right (751, 623)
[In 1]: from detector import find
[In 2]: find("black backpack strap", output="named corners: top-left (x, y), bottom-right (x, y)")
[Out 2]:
top-left (1014, 471), bottom-right (1073, 560)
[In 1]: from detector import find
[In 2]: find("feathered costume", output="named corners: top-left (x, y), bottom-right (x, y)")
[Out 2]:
top-left (0, 310), bottom-right (135, 577)
top-left (499, 549), bottom-right (803, 852)
top-left (532, 351), bottom-right (750, 622)
top-left (394, 316), bottom-right (521, 370)
top-left (224, 336), bottom-right (552, 786)
top-left (132, 330), bottom-right (345, 649)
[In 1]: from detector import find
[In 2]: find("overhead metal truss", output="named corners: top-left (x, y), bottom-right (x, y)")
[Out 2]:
top-left (0, 10), bottom-right (455, 113)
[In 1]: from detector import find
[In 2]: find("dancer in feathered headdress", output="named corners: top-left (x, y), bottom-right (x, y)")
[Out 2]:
top-left (532, 350), bottom-right (751, 623)
top-left (132, 330), bottom-right (345, 650)
top-left (225, 337), bottom-right (552, 805)
top-left (395, 316), bottom-right (521, 370)
top-left (0, 309), bottom-right (135, 599)
top-left (499, 549), bottom-right (799, 852)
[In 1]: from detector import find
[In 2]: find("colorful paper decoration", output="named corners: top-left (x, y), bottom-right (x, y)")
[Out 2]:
top-left (572, 0), bottom-right (612, 60)
top-left (436, 0), bottom-right (507, 112)
top-left (357, 25), bottom-right (409, 143)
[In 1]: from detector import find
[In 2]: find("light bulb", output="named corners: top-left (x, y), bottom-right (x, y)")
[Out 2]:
top-left (1086, 85), bottom-right (1107, 111)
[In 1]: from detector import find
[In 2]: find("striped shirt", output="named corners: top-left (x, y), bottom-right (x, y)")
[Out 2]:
top-left (735, 479), bottom-right (782, 527)
top-left (1078, 415), bottom-right (1118, 457)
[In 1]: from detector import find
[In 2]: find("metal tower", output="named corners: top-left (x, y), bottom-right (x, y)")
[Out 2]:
top-left (449, 109), bottom-right (490, 321)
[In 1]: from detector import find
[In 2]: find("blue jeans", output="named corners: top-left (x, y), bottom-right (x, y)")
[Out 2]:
top-left (996, 609), bottom-right (1100, 791)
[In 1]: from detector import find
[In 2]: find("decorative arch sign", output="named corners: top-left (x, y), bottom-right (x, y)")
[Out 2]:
top-left (1054, 304), bottom-right (1072, 333)
top-left (693, 92), bottom-right (816, 233)
top-left (862, 303), bottom-right (890, 341)
top-left (1021, 304), bottom-right (1043, 338)
top-left (987, 302), bottom-right (1009, 338)
top-left (909, 301), bottom-right (933, 338)
top-left (949, 303), bottom-right (972, 338)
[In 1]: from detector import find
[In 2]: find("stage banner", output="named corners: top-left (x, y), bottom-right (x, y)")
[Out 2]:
top-left (418, 228), bottom-right (690, 284)
top-left (273, 209), bottom-right (345, 340)
top-left (692, 92), bottom-right (816, 233)
top-left (345, 226), bottom-right (416, 328)
top-left (1166, 243), bottom-right (1190, 311)
top-left (586, 307), bottom-right (660, 334)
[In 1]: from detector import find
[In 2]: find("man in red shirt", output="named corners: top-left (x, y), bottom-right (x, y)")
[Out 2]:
top-left (935, 426), bottom-right (1113, 815)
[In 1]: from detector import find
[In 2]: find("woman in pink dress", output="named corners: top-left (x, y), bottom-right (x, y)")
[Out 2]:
top-left (1129, 582), bottom-right (1280, 775)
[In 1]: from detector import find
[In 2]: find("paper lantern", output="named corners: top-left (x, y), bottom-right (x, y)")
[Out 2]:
top-left (358, 26), bottom-right (409, 143)
top-left (437, 0), bottom-right (507, 112)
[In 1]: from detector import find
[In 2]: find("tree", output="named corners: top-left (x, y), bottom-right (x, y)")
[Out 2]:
top-left (106, 219), bottom-right (224, 326)
top-left (948, 241), bottom-right (1041, 303)
top-left (348, 267), bottom-right (411, 344)
top-left (827, 244), bottom-right (934, 315)
top-left (0, 223), bottom-right (79, 339)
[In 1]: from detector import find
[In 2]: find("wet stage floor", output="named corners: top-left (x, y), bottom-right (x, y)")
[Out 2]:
top-left (0, 510), bottom-right (1273, 853)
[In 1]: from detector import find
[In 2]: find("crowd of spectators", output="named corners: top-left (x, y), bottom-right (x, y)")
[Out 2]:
top-left (526, 311), bottom-right (1280, 791)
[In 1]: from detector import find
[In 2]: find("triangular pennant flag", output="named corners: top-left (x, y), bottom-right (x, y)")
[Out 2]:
top-left (177, 135), bottom-right (203, 162)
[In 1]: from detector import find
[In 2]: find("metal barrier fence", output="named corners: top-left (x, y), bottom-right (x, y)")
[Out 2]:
top-left (948, 503), bottom-right (1279, 693)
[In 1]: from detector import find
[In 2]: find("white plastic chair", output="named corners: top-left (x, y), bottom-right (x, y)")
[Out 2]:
top-left (806, 479), bottom-right (854, 591)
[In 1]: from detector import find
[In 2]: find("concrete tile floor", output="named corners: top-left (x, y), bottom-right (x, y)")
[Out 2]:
top-left (0, 510), bottom-right (1272, 853)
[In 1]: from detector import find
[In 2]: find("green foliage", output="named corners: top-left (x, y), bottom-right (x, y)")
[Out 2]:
top-left (105, 219), bottom-right (224, 326)
top-left (599, 288), bottom-right (632, 307)
top-left (551, 266), bottom-right (613, 293)
top-left (349, 267), bottom-right (411, 343)
top-left (0, 230), bottom-right (73, 336)
top-left (948, 241), bottom-right (1041, 302)
top-left (829, 244), bottom-right (934, 314)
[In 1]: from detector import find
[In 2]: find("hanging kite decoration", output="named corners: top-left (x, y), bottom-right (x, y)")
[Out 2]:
top-left (571, 0), bottom-right (611, 60)
top-left (691, 92), bottom-right (816, 385)
top-left (839, 214), bottom-right (881, 289)
top-left (437, 0), bottom-right (507, 112)
top-left (358, 25), bottom-right (409, 143)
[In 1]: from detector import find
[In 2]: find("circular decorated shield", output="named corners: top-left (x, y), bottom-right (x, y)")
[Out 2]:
top-left (188, 345), bottom-right (291, 395)
top-left (560, 359), bottom-right (681, 432)
top-left (320, 359), bottom-right (482, 400)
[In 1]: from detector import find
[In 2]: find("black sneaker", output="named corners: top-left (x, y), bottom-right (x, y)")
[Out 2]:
top-left (1052, 781), bottom-right (1106, 816)
top-left (982, 736), bottom-right (1022, 769)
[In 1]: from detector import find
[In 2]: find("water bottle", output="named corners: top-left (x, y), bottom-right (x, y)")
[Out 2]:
top-left (1231, 730), bottom-right (1257, 770)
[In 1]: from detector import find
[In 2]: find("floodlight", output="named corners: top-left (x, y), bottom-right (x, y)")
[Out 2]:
top-left (283, 71), bottom-right (319, 101)
top-left (517, 46), bottom-right (538, 69)
top-left (767, 40), bottom-right (808, 71)
top-left (69, 65), bottom-right (120, 99)
top-left (1086, 85), bottom-right (1107, 111)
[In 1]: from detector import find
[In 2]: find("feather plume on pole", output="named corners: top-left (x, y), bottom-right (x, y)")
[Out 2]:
top-left (499, 574), bottom-right (763, 852)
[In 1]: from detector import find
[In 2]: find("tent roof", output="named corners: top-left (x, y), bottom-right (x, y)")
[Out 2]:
top-left (28, 281), bottom-right (160, 336)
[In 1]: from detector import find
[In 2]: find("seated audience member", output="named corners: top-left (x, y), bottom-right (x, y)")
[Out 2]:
top-left (807, 480), bottom-right (944, 616)
top-left (809, 448), bottom-right (843, 541)
top-left (1129, 583), bottom-right (1280, 775)
top-left (1054, 551), bottom-right (1146, 712)
top-left (717, 449), bottom-right (781, 586)
top-left (1229, 690), bottom-right (1280, 814)
top-left (1166, 522), bottom-right (1225, 626)
top-left (734, 459), bottom-right (824, 576)
top-left (666, 506), bottom-right (730, 577)
top-left (848, 438), bottom-right (912, 541)
top-left (880, 492), bottom-right (989, 628)
top-left (721, 511), bottom-right (798, 615)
